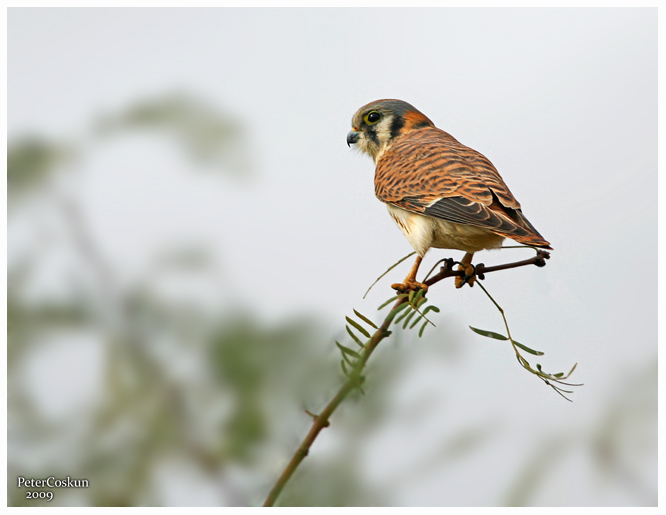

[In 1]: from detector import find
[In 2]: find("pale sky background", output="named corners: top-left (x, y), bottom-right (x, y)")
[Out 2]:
top-left (8, 7), bottom-right (657, 506)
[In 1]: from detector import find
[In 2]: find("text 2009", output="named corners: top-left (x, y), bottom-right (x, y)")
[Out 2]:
top-left (26, 491), bottom-right (53, 502)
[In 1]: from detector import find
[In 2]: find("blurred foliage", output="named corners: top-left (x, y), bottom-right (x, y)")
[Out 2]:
top-left (6, 93), bottom-right (656, 507)
top-left (7, 138), bottom-right (71, 204)
top-left (6, 93), bottom-right (345, 506)
top-left (278, 457), bottom-right (382, 507)
top-left (94, 93), bottom-right (251, 177)
top-left (504, 360), bottom-right (657, 507)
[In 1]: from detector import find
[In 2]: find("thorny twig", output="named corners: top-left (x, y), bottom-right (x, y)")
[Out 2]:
top-left (263, 249), bottom-right (554, 506)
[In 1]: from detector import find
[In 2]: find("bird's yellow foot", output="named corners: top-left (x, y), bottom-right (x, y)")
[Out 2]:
top-left (391, 280), bottom-right (428, 294)
top-left (455, 263), bottom-right (476, 289)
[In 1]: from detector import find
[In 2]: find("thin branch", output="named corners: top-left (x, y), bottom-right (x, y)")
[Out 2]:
top-left (424, 250), bottom-right (550, 286)
top-left (262, 250), bottom-right (550, 506)
top-left (363, 251), bottom-right (416, 299)
top-left (474, 270), bottom-right (582, 401)
top-left (262, 301), bottom-right (401, 506)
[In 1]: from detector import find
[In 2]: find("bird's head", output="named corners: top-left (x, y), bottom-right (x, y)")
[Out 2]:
top-left (347, 99), bottom-right (434, 162)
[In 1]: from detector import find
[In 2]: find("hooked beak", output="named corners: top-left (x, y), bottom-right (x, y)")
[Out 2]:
top-left (346, 129), bottom-right (360, 147)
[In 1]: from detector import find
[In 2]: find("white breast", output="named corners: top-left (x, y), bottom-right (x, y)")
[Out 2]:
top-left (386, 204), bottom-right (505, 256)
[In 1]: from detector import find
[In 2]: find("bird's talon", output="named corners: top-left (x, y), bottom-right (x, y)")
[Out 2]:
top-left (476, 263), bottom-right (486, 281)
top-left (391, 281), bottom-right (428, 294)
top-left (455, 263), bottom-right (477, 289)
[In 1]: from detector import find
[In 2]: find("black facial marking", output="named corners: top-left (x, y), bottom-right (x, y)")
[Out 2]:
top-left (367, 128), bottom-right (379, 146)
top-left (390, 115), bottom-right (405, 140)
top-left (412, 120), bottom-right (432, 129)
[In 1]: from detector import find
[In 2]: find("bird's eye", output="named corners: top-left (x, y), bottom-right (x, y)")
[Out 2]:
top-left (364, 111), bottom-right (381, 125)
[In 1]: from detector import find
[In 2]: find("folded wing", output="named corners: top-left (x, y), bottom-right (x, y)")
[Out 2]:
top-left (374, 127), bottom-right (551, 248)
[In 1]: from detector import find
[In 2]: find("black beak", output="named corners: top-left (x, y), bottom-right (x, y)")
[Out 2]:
top-left (346, 130), bottom-right (359, 147)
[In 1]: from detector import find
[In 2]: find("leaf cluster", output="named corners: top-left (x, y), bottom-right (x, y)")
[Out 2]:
top-left (469, 280), bottom-right (581, 401)
top-left (335, 289), bottom-right (442, 392)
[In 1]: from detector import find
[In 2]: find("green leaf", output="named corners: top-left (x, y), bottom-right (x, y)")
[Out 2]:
top-left (419, 320), bottom-right (429, 337)
top-left (340, 349), bottom-right (356, 368)
top-left (409, 313), bottom-right (423, 329)
top-left (469, 326), bottom-right (508, 340)
top-left (353, 309), bottom-right (377, 329)
top-left (336, 340), bottom-right (360, 358)
top-left (378, 296), bottom-right (399, 310)
top-left (412, 289), bottom-right (425, 304)
top-left (511, 339), bottom-right (544, 356)
top-left (341, 359), bottom-right (349, 376)
top-left (402, 309), bottom-right (417, 329)
top-left (422, 305), bottom-right (440, 315)
top-left (346, 316), bottom-right (370, 338)
top-left (386, 302), bottom-right (409, 323)
top-left (345, 326), bottom-right (364, 348)
top-left (518, 354), bottom-right (531, 369)
top-left (394, 305), bottom-right (413, 325)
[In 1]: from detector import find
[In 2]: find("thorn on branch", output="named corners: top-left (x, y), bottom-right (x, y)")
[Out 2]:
top-left (305, 410), bottom-right (330, 427)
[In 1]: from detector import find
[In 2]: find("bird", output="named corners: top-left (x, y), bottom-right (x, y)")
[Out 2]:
top-left (346, 99), bottom-right (551, 291)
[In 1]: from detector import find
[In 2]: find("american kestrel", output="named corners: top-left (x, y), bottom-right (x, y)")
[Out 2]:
top-left (347, 99), bottom-right (551, 291)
